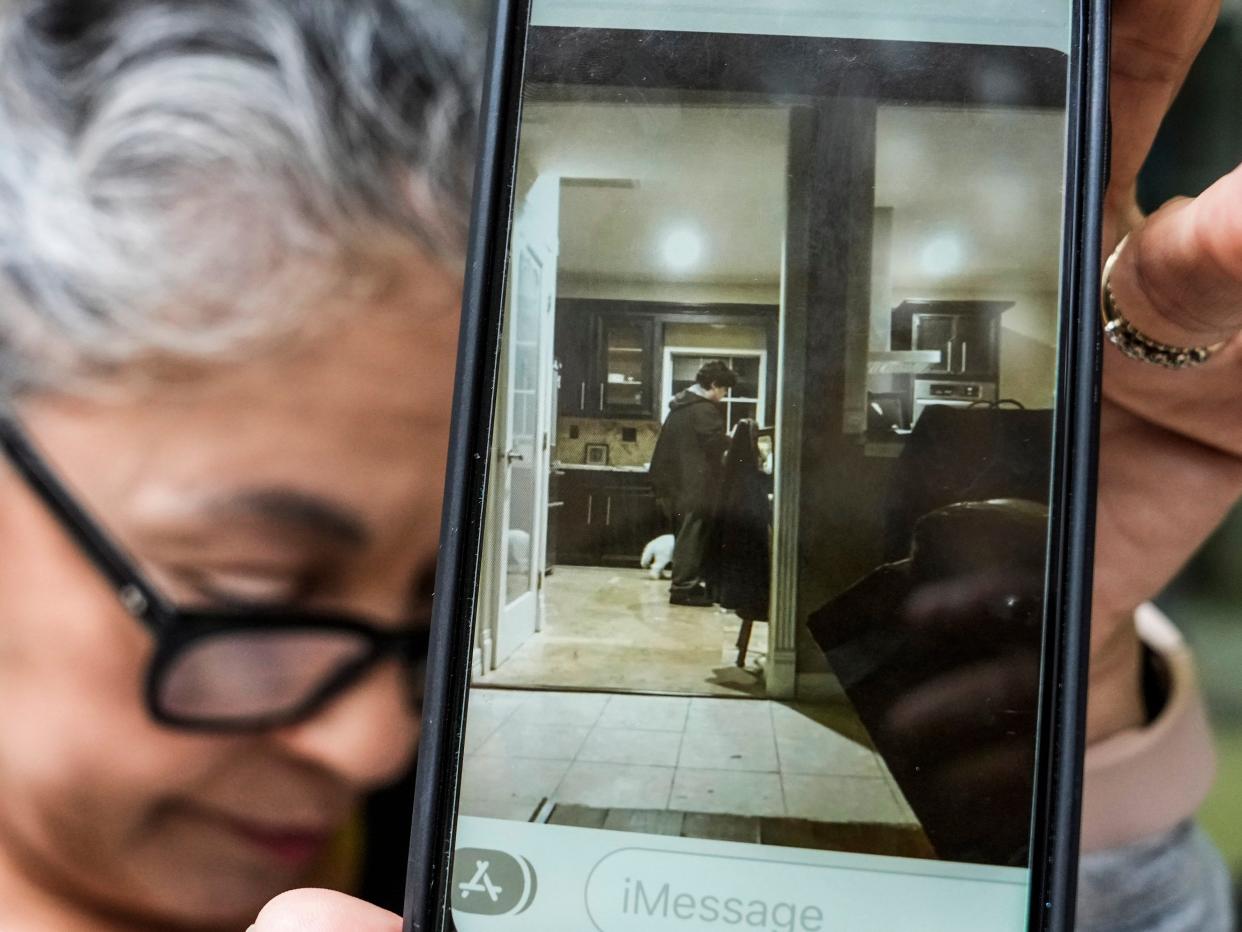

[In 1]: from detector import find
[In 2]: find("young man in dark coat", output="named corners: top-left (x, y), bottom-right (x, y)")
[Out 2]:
top-left (648, 360), bottom-right (738, 606)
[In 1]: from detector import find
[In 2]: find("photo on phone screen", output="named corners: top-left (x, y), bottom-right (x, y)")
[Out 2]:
top-left (422, 1), bottom-right (1101, 929)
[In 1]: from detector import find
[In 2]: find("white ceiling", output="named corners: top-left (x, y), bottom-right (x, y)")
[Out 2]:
top-left (877, 105), bottom-right (1066, 293)
top-left (520, 101), bottom-right (790, 287)
top-left (530, 0), bottom-right (1071, 52)
top-left (520, 99), bottom-right (1067, 294)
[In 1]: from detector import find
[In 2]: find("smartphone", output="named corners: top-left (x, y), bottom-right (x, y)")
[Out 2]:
top-left (407, 0), bottom-right (1107, 929)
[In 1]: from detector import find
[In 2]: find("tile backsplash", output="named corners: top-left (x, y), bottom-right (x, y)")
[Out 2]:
top-left (557, 418), bottom-right (661, 467)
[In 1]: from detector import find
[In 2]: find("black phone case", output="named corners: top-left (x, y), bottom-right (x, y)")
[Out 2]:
top-left (403, 1), bottom-right (1110, 928)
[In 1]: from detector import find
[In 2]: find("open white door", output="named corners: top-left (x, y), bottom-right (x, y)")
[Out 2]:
top-left (492, 178), bottom-right (559, 667)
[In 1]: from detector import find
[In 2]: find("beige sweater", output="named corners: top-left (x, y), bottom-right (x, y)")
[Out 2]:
top-left (1081, 604), bottom-right (1216, 852)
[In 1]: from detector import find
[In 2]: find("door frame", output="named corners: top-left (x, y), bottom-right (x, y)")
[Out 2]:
top-left (478, 177), bottom-right (560, 673)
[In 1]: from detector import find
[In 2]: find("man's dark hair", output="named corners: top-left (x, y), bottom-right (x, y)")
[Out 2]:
top-left (696, 360), bottom-right (738, 390)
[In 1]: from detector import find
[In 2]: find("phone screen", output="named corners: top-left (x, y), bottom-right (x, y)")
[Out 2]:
top-left (444, 0), bottom-right (1087, 928)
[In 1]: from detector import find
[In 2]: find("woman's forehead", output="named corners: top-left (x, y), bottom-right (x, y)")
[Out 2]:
top-left (22, 313), bottom-right (458, 535)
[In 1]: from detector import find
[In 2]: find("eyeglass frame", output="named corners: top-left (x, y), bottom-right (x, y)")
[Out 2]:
top-left (0, 408), bottom-right (431, 733)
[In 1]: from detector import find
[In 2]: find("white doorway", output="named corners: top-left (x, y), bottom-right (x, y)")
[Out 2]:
top-left (487, 178), bottom-right (559, 669)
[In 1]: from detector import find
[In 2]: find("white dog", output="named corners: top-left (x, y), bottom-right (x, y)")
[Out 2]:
top-left (507, 529), bottom-right (531, 571)
top-left (640, 534), bottom-right (675, 580)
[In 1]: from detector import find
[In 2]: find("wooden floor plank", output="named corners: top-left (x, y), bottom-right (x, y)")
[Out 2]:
top-left (682, 812), bottom-right (762, 844)
top-left (546, 804), bottom-right (609, 829)
top-left (602, 809), bottom-right (685, 836)
top-left (540, 803), bottom-right (935, 862)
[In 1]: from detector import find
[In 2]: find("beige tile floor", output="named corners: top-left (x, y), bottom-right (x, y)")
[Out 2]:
top-left (459, 689), bottom-right (919, 829)
top-left (477, 566), bottom-right (769, 696)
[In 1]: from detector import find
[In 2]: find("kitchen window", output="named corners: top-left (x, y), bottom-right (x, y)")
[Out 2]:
top-left (663, 349), bottom-right (767, 433)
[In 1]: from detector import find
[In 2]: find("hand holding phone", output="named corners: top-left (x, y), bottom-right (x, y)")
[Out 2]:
top-left (407, 1), bottom-right (1106, 930)
top-left (251, 889), bottom-right (401, 931)
top-left (253, 2), bottom-right (1234, 928)
top-left (1087, 0), bottom-right (1242, 748)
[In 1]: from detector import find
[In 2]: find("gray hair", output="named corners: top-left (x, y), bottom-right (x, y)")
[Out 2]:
top-left (0, 0), bottom-right (478, 394)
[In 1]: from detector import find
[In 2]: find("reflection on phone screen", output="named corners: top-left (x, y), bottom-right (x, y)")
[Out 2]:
top-left (451, 1), bottom-right (1073, 929)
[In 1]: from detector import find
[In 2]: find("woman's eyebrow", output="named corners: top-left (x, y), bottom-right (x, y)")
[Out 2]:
top-left (206, 488), bottom-right (371, 547)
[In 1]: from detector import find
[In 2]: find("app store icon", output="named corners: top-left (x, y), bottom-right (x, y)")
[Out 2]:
top-left (452, 848), bottom-right (539, 917)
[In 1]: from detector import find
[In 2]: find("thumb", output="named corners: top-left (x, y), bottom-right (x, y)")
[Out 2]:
top-left (1108, 163), bottom-right (1242, 348)
top-left (251, 889), bottom-right (402, 932)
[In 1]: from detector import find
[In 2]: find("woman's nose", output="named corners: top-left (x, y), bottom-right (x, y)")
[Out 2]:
top-left (272, 661), bottom-right (420, 789)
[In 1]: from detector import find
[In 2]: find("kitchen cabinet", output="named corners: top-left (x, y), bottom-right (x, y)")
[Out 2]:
top-left (555, 300), bottom-right (778, 421)
top-left (553, 468), bottom-right (597, 565)
top-left (598, 316), bottom-right (656, 417)
top-left (553, 468), bottom-right (667, 568)
top-left (596, 477), bottom-right (665, 566)
top-left (891, 300), bottom-right (1012, 381)
top-left (556, 309), bottom-right (656, 418)
top-left (952, 313), bottom-right (1001, 379)
top-left (555, 311), bottom-right (595, 416)
top-left (910, 313), bottom-right (954, 375)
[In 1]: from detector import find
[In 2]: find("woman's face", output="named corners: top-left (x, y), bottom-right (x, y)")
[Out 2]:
top-left (0, 258), bottom-right (461, 929)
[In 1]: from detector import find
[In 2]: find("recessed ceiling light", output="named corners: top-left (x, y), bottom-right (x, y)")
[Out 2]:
top-left (663, 229), bottom-right (705, 271)
top-left (920, 233), bottom-right (965, 277)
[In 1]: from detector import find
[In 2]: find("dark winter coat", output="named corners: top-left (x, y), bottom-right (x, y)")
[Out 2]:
top-left (710, 420), bottom-right (772, 620)
top-left (648, 390), bottom-right (729, 512)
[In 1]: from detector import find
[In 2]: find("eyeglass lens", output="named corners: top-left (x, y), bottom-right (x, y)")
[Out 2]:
top-left (155, 629), bottom-right (376, 723)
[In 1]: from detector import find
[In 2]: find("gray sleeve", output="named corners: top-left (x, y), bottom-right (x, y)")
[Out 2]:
top-left (1077, 821), bottom-right (1235, 932)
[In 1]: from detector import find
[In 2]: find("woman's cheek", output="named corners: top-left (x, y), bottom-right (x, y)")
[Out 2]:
top-left (0, 502), bottom-right (216, 868)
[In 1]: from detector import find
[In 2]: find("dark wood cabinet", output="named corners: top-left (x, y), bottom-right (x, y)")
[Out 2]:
top-left (553, 469), bottom-right (667, 568)
top-left (891, 300), bottom-right (1012, 382)
top-left (553, 469), bottom-right (598, 564)
top-left (597, 316), bottom-right (656, 417)
top-left (597, 477), bottom-right (664, 566)
top-left (555, 312), bottom-right (595, 416)
top-left (953, 313), bottom-right (1001, 380)
top-left (557, 306), bottom-right (658, 418)
top-left (555, 299), bottom-right (779, 422)
top-left (909, 312), bottom-right (955, 375)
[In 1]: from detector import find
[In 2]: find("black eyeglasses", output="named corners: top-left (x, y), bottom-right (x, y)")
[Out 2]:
top-left (0, 409), bottom-right (430, 733)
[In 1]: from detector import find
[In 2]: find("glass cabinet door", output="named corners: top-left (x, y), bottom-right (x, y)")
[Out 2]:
top-left (912, 314), bottom-right (955, 373)
top-left (600, 318), bottom-right (652, 414)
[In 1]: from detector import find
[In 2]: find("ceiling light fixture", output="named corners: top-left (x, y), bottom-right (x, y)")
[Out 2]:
top-left (662, 228), bottom-right (705, 271)
top-left (920, 233), bottom-right (965, 278)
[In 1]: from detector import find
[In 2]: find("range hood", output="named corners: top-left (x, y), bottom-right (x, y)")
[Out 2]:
top-left (866, 350), bottom-right (943, 375)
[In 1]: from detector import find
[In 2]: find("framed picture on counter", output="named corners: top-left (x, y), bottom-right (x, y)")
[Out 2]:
top-left (584, 443), bottom-right (609, 466)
